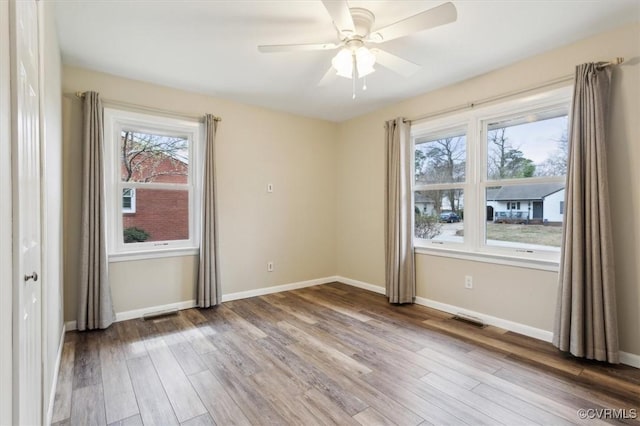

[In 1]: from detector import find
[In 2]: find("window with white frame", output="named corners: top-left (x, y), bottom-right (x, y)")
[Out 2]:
top-left (122, 188), bottom-right (136, 213)
top-left (412, 87), bottom-right (571, 263)
top-left (413, 126), bottom-right (467, 244)
top-left (104, 108), bottom-right (203, 258)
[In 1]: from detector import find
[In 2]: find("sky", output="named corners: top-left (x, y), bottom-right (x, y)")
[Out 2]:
top-left (497, 115), bottom-right (568, 164)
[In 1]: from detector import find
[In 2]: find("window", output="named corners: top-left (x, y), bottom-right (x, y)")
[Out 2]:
top-left (104, 108), bottom-right (203, 258)
top-left (507, 202), bottom-right (520, 210)
top-left (413, 126), bottom-right (466, 244)
top-left (122, 188), bottom-right (136, 213)
top-left (483, 109), bottom-right (568, 252)
top-left (412, 87), bottom-right (571, 263)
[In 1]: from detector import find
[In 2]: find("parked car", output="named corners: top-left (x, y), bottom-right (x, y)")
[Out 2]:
top-left (439, 211), bottom-right (460, 223)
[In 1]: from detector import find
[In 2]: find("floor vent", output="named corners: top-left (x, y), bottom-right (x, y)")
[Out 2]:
top-left (142, 309), bottom-right (178, 321)
top-left (453, 313), bottom-right (486, 328)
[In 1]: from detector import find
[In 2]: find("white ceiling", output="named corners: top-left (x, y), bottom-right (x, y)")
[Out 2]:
top-left (54, 0), bottom-right (639, 122)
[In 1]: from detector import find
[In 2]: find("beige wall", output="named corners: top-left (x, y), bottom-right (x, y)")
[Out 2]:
top-left (109, 257), bottom-right (198, 313)
top-left (62, 67), bottom-right (338, 321)
top-left (416, 256), bottom-right (558, 331)
top-left (336, 23), bottom-right (640, 356)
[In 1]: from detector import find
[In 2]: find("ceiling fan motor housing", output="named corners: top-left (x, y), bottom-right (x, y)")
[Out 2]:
top-left (342, 8), bottom-right (375, 40)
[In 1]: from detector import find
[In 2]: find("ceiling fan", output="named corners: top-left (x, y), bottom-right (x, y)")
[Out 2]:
top-left (258, 1), bottom-right (457, 97)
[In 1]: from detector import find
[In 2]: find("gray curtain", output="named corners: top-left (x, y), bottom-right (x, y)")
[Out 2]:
top-left (77, 92), bottom-right (115, 330)
top-left (385, 118), bottom-right (415, 304)
top-left (197, 114), bottom-right (221, 307)
top-left (553, 63), bottom-right (619, 363)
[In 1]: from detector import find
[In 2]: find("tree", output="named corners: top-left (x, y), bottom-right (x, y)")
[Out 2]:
top-left (536, 130), bottom-right (568, 177)
top-left (488, 128), bottom-right (536, 179)
top-left (121, 131), bottom-right (188, 182)
top-left (415, 149), bottom-right (426, 181)
top-left (416, 136), bottom-right (465, 214)
top-left (423, 137), bottom-right (465, 183)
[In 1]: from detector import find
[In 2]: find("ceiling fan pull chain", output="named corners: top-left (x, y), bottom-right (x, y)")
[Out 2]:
top-left (363, 76), bottom-right (367, 91)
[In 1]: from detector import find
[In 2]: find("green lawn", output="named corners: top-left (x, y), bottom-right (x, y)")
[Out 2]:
top-left (486, 223), bottom-right (563, 247)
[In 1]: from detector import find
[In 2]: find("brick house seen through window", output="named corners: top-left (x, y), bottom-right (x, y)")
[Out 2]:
top-left (121, 130), bottom-right (190, 244)
top-left (104, 108), bottom-right (201, 257)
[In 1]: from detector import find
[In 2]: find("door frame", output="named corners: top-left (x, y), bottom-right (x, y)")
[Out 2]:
top-left (0, 1), bottom-right (14, 423)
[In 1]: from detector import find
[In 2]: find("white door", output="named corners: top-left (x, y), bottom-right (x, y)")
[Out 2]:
top-left (10, 0), bottom-right (43, 424)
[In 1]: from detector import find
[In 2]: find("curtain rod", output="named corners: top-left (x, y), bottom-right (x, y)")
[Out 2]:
top-left (403, 57), bottom-right (624, 124)
top-left (74, 91), bottom-right (222, 122)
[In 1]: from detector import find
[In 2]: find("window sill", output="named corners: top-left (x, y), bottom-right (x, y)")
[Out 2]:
top-left (414, 245), bottom-right (560, 272)
top-left (109, 247), bottom-right (199, 263)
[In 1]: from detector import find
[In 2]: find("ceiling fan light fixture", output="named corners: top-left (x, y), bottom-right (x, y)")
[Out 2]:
top-left (355, 46), bottom-right (376, 77)
top-left (331, 48), bottom-right (354, 78)
top-left (331, 46), bottom-right (376, 79)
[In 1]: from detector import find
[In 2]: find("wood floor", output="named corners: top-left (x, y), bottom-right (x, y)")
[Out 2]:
top-left (51, 283), bottom-right (640, 426)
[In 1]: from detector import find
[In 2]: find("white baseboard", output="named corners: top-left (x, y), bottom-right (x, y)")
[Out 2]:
top-left (336, 276), bottom-right (553, 342)
top-left (221, 276), bottom-right (338, 302)
top-left (414, 296), bottom-right (554, 342)
top-left (65, 276), bottom-right (339, 331)
top-left (46, 324), bottom-right (66, 426)
top-left (620, 351), bottom-right (640, 369)
top-left (115, 300), bottom-right (197, 322)
top-left (336, 276), bottom-right (552, 342)
top-left (65, 299), bottom-right (197, 331)
top-left (335, 276), bottom-right (385, 295)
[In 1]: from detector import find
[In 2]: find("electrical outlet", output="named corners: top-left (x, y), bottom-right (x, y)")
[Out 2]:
top-left (464, 275), bottom-right (473, 289)
top-left (267, 261), bottom-right (274, 272)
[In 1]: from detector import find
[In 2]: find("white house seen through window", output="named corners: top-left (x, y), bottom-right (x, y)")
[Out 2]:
top-left (484, 110), bottom-right (568, 251)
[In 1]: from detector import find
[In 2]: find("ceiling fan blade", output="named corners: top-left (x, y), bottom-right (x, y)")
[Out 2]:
top-left (368, 2), bottom-right (457, 43)
top-left (258, 42), bottom-right (340, 53)
top-left (373, 49), bottom-right (421, 78)
top-left (321, 0), bottom-right (356, 35)
top-left (318, 66), bottom-right (337, 87)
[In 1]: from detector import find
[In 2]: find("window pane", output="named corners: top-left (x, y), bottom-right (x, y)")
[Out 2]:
top-left (414, 189), bottom-right (464, 243)
top-left (486, 184), bottom-right (564, 249)
top-left (415, 131), bottom-right (466, 184)
top-left (123, 188), bottom-right (189, 243)
top-left (122, 188), bottom-right (134, 209)
top-left (487, 113), bottom-right (568, 180)
top-left (121, 130), bottom-right (189, 183)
